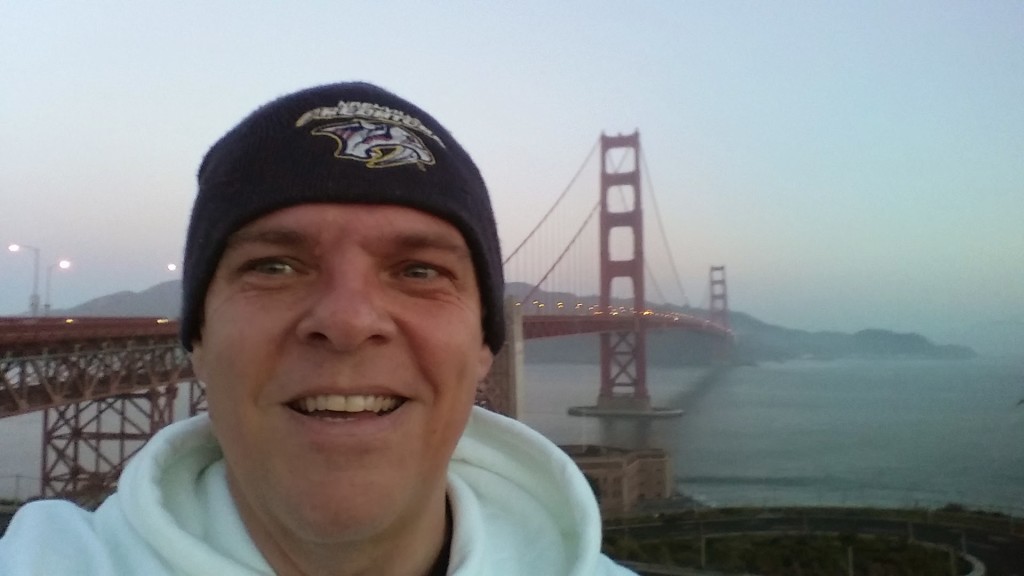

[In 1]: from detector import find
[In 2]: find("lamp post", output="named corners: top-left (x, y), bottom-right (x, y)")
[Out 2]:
top-left (44, 259), bottom-right (72, 316)
top-left (7, 244), bottom-right (41, 317)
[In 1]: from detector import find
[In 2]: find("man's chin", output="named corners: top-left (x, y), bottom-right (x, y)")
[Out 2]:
top-left (276, 483), bottom-right (445, 545)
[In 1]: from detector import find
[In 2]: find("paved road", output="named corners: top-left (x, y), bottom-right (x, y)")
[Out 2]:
top-left (608, 513), bottom-right (1024, 575)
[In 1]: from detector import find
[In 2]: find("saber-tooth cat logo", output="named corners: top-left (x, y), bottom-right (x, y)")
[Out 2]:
top-left (297, 101), bottom-right (440, 169)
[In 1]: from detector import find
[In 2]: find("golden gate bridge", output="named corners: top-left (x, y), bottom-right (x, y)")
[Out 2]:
top-left (1, 132), bottom-right (732, 504)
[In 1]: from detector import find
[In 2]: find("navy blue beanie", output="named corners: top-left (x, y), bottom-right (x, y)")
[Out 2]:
top-left (181, 82), bottom-right (505, 353)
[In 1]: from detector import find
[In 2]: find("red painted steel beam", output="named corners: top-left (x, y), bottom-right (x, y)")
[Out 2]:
top-left (0, 317), bottom-right (198, 503)
top-left (599, 132), bottom-right (648, 402)
top-left (0, 317), bottom-right (177, 350)
top-left (0, 317), bottom-right (193, 419)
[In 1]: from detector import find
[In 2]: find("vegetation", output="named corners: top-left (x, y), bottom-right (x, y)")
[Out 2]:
top-left (604, 533), bottom-right (965, 576)
top-left (607, 504), bottom-right (1022, 537)
top-left (602, 505), bottom-right (1024, 575)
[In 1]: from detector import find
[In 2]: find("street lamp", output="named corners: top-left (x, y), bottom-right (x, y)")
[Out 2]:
top-left (44, 259), bottom-right (71, 316)
top-left (166, 263), bottom-right (178, 272)
top-left (7, 243), bottom-right (41, 316)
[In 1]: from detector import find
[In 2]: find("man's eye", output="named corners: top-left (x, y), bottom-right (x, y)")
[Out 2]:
top-left (402, 263), bottom-right (441, 280)
top-left (244, 259), bottom-right (296, 275)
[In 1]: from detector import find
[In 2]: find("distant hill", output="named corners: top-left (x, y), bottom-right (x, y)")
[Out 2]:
top-left (57, 280), bottom-right (182, 318)
top-left (723, 312), bottom-right (976, 364)
top-left (53, 280), bottom-right (976, 364)
top-left (523, 312), bottom-right (976, 366)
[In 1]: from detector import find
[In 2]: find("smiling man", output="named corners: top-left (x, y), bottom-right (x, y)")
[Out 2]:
top-left (0, 83), bottom-right (635, 575)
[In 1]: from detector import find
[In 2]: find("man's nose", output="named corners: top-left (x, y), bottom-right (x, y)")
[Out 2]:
top-left (294, 266), bottom-right (396, 351)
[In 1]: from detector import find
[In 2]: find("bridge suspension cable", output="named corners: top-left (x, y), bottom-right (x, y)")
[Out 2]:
top-left (640, 150), bottom-right (690, 307)
top-left (502, 138), bottom-right (600, 266)
top-left (645, 264), bottom-right (668, 306)
top-left (603, 168), bottom-right (666, 306)
top-left (520, 201), bottom-right (600, 305)
top-left (505, 134), bottom-right (696, 313)
top-left (516, 141), bottom-right (639, 305)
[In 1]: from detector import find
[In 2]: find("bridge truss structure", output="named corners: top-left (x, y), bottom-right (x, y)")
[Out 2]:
top-left (0, 318), bottom-right (198, 506)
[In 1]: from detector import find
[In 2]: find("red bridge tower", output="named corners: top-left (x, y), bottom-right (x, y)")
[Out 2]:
top-left (597, 132), bottom-right (649, 410)
top-left (569, 132), bottom-right (682, 420)
top-left (708, 265), bottom-right (733, 362)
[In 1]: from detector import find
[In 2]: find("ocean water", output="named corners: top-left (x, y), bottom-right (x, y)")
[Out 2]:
top-left (519, 357), bottom-right (1024, 515)
top-left (3, 357), bottom-right (1023, 514)
top-left (0, 413), bottom-right (43, 501)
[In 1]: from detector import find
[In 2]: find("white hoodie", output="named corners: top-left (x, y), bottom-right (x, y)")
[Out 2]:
top-left (0, 406), bottom-right (635, 575)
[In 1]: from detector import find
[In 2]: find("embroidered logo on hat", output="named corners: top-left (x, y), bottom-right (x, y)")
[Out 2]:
top-left (312, 120), bottom-right (435, 169)
top-left (296, 99), bottom-right (443, 169)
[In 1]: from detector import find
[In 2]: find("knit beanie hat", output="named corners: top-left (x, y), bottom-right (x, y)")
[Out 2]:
top-left (180, 82), bottom-right (505, 353)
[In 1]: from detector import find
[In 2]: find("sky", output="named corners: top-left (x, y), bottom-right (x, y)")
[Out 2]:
top-left (1, 1), bottom-right (1021, 355)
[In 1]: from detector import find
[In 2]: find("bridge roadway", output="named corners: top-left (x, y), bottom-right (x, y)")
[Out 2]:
top-left (0, 311), bottom-right (730, 351)
top-left (522, 310), bottom-right (731, 339)
top-left (0, 317), bottom-right (191, 419)
top-left (1, 311), bottom-right (729, 419)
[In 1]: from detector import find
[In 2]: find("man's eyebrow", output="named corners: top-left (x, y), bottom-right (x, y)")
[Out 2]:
top-left (224, 227), bottom-right (470, 257)
top-left (389, 231), bottom-right (472, 258)
top-left (224, 228), bottom-right (311, 251)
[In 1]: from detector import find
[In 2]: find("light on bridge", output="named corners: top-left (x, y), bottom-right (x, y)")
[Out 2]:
top-left (44, 259), bottom-right (72, 316)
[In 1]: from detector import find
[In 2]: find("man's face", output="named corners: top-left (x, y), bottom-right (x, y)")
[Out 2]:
top-left (190, 203), bottom-right (493, 545)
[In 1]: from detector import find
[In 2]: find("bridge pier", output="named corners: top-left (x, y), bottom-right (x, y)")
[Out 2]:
top-left (476, 298), bottom-right (524, 419)
top-left (567, 402), bottom-right (683, 419)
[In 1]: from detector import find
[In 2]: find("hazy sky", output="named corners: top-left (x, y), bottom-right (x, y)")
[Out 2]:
top-left (1, 1), bottom-right (1021, 354)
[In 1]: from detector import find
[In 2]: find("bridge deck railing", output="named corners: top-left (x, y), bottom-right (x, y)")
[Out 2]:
top-left (1, 318), bottom-right (193, 418)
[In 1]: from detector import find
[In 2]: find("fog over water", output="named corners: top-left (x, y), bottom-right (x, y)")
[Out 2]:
top-left (520, 358), bottom-right (1024, 514)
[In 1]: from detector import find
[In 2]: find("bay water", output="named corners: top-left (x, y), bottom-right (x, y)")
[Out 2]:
top-left (519, 357), bottom-right (1024, 515)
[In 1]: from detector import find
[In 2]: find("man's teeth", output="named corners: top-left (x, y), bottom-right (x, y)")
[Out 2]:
top-left (298, 394), bottom-right (400, 414)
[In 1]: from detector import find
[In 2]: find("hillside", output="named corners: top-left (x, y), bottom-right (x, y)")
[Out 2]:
top-left (52, 280), bottom-right (975, 364)
top-left (58, 280), bottom-right (182, 318)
